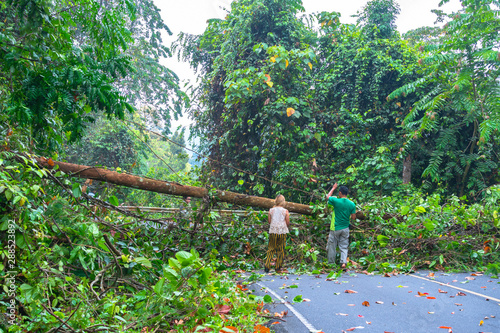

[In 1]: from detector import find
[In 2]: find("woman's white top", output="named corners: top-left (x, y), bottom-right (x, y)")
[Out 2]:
top-left (268, 206), bottom-right (289, 234)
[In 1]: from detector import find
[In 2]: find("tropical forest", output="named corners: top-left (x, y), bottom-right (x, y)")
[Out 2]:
top-left (0, 0), bottom-right (499, 332)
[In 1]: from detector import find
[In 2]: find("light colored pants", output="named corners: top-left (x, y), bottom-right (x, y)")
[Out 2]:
top-left (327, 228), bottom-right (349, 264)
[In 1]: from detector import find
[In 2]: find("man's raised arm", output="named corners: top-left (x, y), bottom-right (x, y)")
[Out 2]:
top-left (326, 183), bottom-right (338, 200)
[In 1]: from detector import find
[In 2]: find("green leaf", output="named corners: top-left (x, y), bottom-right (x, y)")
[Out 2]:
top-left (414, 206), bottom-right (426, 214)
top-left (377, 235), bottom-right (389, 247)
top-left (175, 251), bottom-right (194, 266)
top-left (263, 294), bottom-right (273, 303)
top-left (72, 183), bottom-right (82, 198)
top-left (424, 221), bottom-right (435, 231)
top-left (154, 278), bottom-right (164, 294)
top-left (164, 267), bottom-right (178, 282)
top-left (293, 295), bottom-right (303, 303)
top-left (109, 195), bottom-right (119, 206)
top-left (400, 206), bottom-right (410, 215)
top-left (134, 257), bottom-right (152, 268)
top-left (197, 307), bottom-right (210, 317)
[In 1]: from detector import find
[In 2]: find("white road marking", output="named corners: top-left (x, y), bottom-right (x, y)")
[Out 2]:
top-left (255, 280), bottom-right (323, 333)
top-left (409, 274), bottom-right (500, 303)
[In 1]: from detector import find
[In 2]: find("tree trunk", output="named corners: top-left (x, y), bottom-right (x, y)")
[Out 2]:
top-left (402, 154), bottom-right (412, 184)
top-left (36, 157), bottom-right (313, 215)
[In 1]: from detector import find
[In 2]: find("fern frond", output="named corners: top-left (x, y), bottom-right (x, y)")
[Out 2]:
top-left (387, 77), bottom-right (427, 101)
top-left (474, 48), bottom-right (500, 63)
top-left (422, 150), bottom-right (443, 181)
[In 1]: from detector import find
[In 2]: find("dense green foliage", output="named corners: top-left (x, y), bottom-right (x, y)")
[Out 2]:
top-left (0, 154), bottom-right (265, 332)
top-left (389, 0), bottom-right (500, 197)
top-left (1, 0), bottom-right (500, 332)
top-left (179, 0), bottom-right (499, 202)
top-left (0, 0), bottom-right (186, 154)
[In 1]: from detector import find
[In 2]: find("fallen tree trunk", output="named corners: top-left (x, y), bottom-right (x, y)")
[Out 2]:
top-left (36, 157), bottom-right (313, 215)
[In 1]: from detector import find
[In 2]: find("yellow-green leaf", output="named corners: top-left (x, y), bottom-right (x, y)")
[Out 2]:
top-left (266, 81), bottom-right (274, 87)
top-left (414, 206), bottom-right (426, 214)
top-left (286, 108), bottom-right (295, 117)
top-left (308, 62), bottom-right (312, 70)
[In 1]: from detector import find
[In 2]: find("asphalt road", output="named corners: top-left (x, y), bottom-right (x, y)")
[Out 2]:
top-left (248, 270), bottom-right (500, 333)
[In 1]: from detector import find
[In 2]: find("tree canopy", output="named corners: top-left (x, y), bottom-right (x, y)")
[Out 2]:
top-left (0, 0), bottom-right (187, 154)
top-left (180, 0), bottom-right (477, 202)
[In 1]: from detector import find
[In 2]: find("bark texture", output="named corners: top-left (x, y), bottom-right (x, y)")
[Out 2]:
top-left (36, 157), bottom-right (313, 215)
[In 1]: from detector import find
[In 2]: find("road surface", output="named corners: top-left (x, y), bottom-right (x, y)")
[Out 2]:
top-left (248, 270), bottom-right (500, 333)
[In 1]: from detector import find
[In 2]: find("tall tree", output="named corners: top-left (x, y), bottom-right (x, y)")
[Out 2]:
top-left (388, 0), bottom-right (500, 197)
top-left (314, 5), bottom-right (420, 197)
top-left (0, 0), bottom-right (185, 154)
top-left (178, 0), bottom-right (424, 201)
top-left (356, 0), bottom-right (401, 39)
top-left (177, 0), bottom-right (318, 199)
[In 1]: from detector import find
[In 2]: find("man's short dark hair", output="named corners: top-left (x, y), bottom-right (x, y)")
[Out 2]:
top-left (339, 185), bottom-right (349, 195)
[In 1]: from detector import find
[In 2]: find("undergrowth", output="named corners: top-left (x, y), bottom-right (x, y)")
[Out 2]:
top-left (1, 153), bottom-right (499, 332)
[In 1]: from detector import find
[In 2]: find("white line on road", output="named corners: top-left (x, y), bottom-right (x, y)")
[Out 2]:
top-left (409, 274), bottom-right (500, 303)
top-left (255, 280), bottom-right (323, 333)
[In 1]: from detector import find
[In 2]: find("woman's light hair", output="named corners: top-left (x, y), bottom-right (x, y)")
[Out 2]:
top-left (275, 194), bottom-right (286, 207)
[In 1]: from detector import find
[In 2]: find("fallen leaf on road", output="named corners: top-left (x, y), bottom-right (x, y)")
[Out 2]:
top-left (427, 297), bottom-right (436, 299)
top-left (456, 292), bottom-right (466, 296)
top-left (271, 322), bottom-right (280, 325)
top-left (336, 313), bottom-right (349, 316)
top-left (375, 301), bottom-right (384, 304)
top-left (427, 272), bottom-right (435, 277)
top-left (345, 289), bottom-right (358, 293)
top-left (417, 292), bottom-right (429, 296)
top-left (362, 301), bottom-right (370, 307)
top-left (347, 304), bottom-right (356, 306)
top-left (273, 311), bottom-right (288, 318)
top-left (358, 315), bottom-right (364, 318)
top-left (384, 273), bottom-right (391, 277)
top-left (253, 325), bottom-right (270, 333)
top-left (454, 303), bottom-right (462, 306)
top-left (479, 320), bottom-right (484, 326)
top-left (217, 305), bottom-right (231, 314)
top-left (438, 289), bottom-right (448, 294)
top-left (438, 326), bottom-right (452, 330)
top-left (465, 277), bottom-right (475, 280)
top-left (366, 321), bottom-right (371, 325)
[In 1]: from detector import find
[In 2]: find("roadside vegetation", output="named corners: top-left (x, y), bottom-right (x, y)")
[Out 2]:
top-left (1, 0), bottom-right (499, 332)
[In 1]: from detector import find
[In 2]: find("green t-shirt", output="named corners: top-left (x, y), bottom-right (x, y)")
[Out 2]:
top-left (327, 196), bottom-right (356, 231)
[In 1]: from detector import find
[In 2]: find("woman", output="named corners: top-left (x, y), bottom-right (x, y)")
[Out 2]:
top-left (264, 195), bottom-right (290, 273)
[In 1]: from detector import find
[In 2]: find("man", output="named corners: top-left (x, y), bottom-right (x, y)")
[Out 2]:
top-left (326, 183), bottom-right (356, 270)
